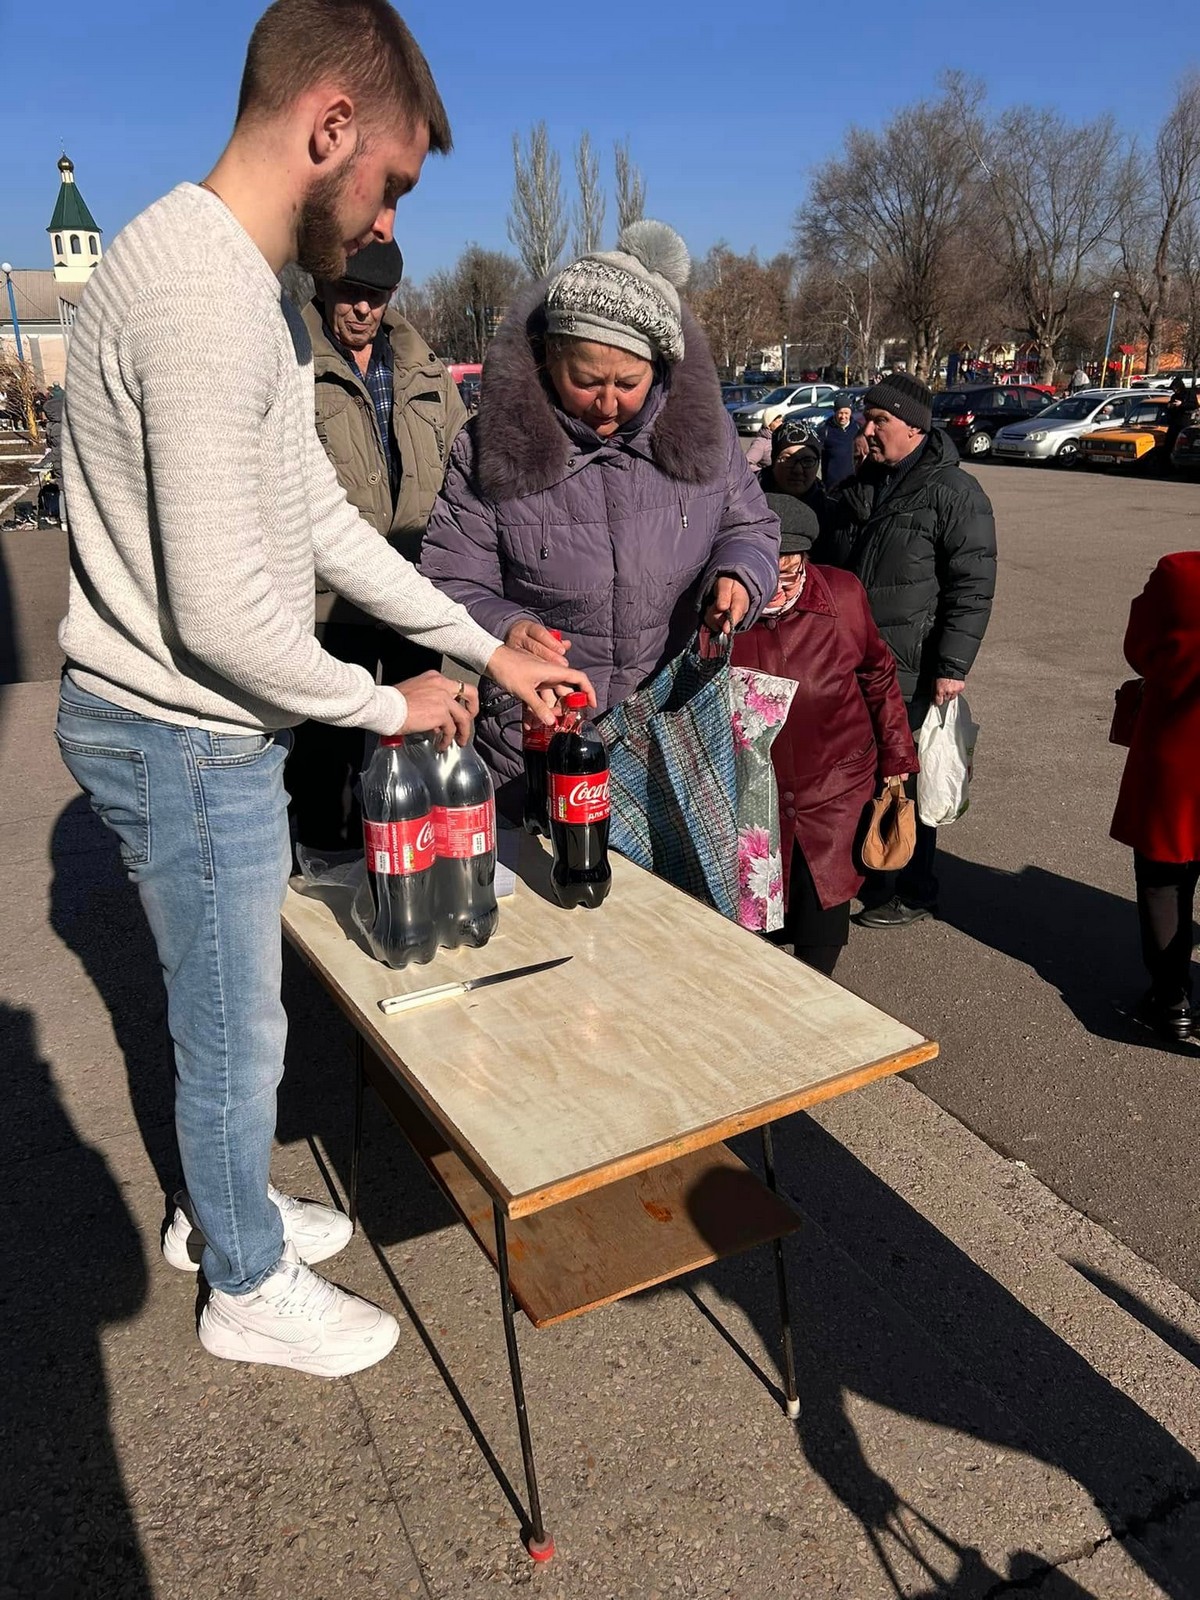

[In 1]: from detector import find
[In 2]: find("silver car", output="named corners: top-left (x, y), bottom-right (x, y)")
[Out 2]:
top-left (992, 389), bottom-right (1163, 464)
top-left (731, 383), bottom-right (839, 435)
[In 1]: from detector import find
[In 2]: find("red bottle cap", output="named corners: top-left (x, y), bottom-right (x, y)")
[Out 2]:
top-left (380, 733), bottom-right (406, 747)
top-left (563, 691), bottom-right (589, 710)
top-left (550, 629), bottom-right (563, 641)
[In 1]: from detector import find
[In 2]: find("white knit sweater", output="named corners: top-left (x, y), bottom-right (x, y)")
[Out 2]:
top-left (59, 184), bottom-right (500, 735)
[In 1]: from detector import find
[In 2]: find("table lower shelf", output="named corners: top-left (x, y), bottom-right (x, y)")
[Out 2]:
top-left (362, 1047), bottom-right (801, 1328)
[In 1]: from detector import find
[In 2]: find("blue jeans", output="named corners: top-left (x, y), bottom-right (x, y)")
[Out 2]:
top-left (55, 674), bottom-right (290, 1293)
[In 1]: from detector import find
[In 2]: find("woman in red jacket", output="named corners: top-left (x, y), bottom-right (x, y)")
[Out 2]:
top-left (732, 495), bottom-right (917, 974)
top-left (1110, 552), bottom-right (1200, 1043)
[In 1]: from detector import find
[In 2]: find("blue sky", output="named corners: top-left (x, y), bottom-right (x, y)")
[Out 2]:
top-left (4, 1), bottom-right (1195, 285)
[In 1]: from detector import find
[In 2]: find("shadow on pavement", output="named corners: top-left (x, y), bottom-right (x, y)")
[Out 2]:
top-left (48, 798), bottom-right (180, 1197)
top-left (933, 851), bottom-right (1195, 1045)
top-left (0, 1002), bottom-right (151, 1596)
top-left (0, 525), bottom-right (23, 684)
top-left (1071, 1260), bottom-right (1200, 1373)
top-left (682, 1116), bottom-right (1200, 1597)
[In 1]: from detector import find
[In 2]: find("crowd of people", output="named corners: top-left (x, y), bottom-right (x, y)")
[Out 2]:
top-left (53, 0), bottom-right (1195, 1393)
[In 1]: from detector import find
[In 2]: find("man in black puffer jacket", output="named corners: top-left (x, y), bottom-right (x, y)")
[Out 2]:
top-left (818, 372), bottom-right (996, 927)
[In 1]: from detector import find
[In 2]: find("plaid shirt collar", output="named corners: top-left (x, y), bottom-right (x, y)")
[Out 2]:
top-left (324, 321), bottom-right (398, 495)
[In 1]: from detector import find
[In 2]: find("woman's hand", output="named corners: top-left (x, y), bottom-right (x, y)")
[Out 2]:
top-left (882, 773), bottom-right (910, 785)
top-left (505, 618), bottom-right (572, 664)
top-left (704, 576), bottom-right (752, 635)
top-left (484, 645), bottom-right (595, 727)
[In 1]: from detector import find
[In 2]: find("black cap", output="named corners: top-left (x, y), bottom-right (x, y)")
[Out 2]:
top-left (338, 239), bottom-right (404, 292)
top-left (765, 492), bottom-right (817, 554)
top-left (861, 372), bottom-right (932, 432)
top-left (771, 416), bottom-right (821, 462)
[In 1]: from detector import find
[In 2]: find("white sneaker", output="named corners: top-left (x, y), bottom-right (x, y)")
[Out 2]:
top-left (198, 1243), bottom-right (400, 1376)
top-left (162, 1184), bottom-right (353, 1273)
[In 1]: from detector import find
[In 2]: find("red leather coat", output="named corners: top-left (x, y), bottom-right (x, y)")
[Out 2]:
top-left (1111, 552), bottom-right (1200, 863)
top-left (732, 563), bottom-right (917, 910)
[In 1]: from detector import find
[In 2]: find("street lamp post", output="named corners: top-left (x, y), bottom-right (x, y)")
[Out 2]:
top-left (2, 263), bottom-right (25, 363)
top-left (1, 262), bottom-right (40, 441)
top-left (1100, 290), bottom-right (1120, 389)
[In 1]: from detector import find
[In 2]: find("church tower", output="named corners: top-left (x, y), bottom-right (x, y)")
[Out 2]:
top-left (48, 154), bottom-right (102, 284)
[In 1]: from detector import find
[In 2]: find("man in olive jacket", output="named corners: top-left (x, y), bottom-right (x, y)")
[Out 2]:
top-left (818, 372), bottom-right (996, 928)
top-left (288, 239), bottom-right (468, 850)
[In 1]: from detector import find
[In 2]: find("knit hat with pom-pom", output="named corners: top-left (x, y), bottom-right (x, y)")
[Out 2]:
top-left (544, 219), bottom-right (691, 364)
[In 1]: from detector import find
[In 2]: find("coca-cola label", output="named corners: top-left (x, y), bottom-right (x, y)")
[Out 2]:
top-left (431, 802), bottom-right (496, 860)
top-left (363, 816), bottom-right (436, 876)
top-left (549, 771), bottom-right (611, 825)
top-left (523, 721), bottom-right (554, 752)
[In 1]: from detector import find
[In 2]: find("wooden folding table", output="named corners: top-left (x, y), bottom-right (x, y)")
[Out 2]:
top-left (282, 834), bottom-right (937, 1560)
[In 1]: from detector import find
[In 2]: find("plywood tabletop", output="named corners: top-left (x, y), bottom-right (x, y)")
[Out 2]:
top-left (283, 833), bottom-right (937, 1218)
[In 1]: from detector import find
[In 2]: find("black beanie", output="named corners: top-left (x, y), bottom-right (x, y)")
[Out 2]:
top-left (862, 372), bottom-right (932, 433)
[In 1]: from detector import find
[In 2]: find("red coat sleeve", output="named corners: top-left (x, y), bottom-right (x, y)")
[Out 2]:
top-left (849, 579), bottom-right (919, 776)
top-left (1123, 566), bottom-right (1166, 679)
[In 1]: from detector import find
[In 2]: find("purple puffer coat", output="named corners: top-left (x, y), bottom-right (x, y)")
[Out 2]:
top-left (421, 287), bottom-right (781, 804)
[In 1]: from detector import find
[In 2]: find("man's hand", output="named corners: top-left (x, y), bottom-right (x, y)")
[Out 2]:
top-left (505, 618), bottom-right (572, 664)
top-left (704, 576), bottom-right (752, 636)
top-left (883, 773), bottom-right (911, 785)
top-left (396, 670), bottom-right (478, 748)
top-left (934, 677), bottom-right (965, 706)
top-left (852, 433), bottom-right (870, 465)
top-left (485, 645), bottom-right (595, 727)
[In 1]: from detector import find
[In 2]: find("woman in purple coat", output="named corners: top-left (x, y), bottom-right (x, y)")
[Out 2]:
top-left (421, 221), bottom-right (780, 811)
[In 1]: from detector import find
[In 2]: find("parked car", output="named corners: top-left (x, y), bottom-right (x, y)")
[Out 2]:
top-left (991, 389), bottom-right (1163, 466)
top-left (775, 401), bottom-right (836, 431)
top-left (1078, 396), bottom-right (1171, 470)
top-left (1170, 416), bottom-right (1200, 474)
top-left (721, 383), bottom-right (772, 412)
top-left (931, 385), bottom-right (1054, 458)
top-left (731, 383), bottom-right (840, 435)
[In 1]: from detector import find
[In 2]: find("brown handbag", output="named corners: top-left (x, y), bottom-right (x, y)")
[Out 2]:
top-left (1109, 678), bottom-right (1144, 747)
top-left (859, 778), bottom-right (917, 872)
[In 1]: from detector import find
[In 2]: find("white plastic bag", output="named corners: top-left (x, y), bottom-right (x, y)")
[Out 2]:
top-left (916, 695), bottom-right (978, 827)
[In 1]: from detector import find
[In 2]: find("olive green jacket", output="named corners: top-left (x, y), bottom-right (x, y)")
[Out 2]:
top-left (302, 300), bottom-right (467, 625)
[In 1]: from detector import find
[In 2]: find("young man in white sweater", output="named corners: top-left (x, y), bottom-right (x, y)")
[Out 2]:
top-left (56, 0), bottom-right (587, 1378)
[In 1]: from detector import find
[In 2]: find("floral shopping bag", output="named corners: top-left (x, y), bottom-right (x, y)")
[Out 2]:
top-left (729, 665), bottom-right (796, 932)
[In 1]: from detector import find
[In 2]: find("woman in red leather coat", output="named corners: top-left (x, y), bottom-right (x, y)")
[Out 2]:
top-left (1110, 551), bottom-right (1200, 1043)
top-left (732, 494), bottom-right (916, 974)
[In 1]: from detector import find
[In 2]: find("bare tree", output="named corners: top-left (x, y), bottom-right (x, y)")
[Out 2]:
top-left (614, 139), bottom-right (646, 234)
top-left (795, 89), bottom-right (987, 381)
top-left (954, 80), bottom-right (1128, 385)
top-left (508, 122), bottom-right (568, 281)
top-left (572, 132), bottom-right (606, 257)
top-left (690, 244), bottom-right (791, 376)
top-left (1118, 73), bottom-right (1200, 373)
top-left (411, 245), bottom-right (526, 362)
top-left (1171, 203), bottom-right (1200, 372)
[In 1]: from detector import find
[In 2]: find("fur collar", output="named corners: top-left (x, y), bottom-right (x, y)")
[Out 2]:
top-left (474, 279), bottom-right (729, 501)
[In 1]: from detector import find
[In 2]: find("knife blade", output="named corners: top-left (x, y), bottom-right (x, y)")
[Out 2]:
top-left (378, 955), bottom-right (572, 1015)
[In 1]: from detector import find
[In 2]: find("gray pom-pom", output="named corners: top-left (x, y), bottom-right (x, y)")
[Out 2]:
top-left (617, 219), bottom-right (690, 288)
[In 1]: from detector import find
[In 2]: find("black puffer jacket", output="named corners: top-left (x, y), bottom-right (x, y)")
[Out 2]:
top-left (817, 427), bottom-right (996, 702)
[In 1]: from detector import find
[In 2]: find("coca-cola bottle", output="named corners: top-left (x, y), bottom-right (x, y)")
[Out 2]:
top-left (359, 734), bottom-right (439, 967)
top-left (407, 732), bottom-right (499, 950)
top-left (522, 630), bottom-right (563, 835)
top-left (547, 692), bottom-right (612, 910)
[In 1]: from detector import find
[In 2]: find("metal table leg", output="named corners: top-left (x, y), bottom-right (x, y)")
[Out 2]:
top-left (494, 1202), bottom-right (555, 1561)
top-left (349, 1035), bottom-right (366, 1231)
top-left (761, 1123), bottom-right (800, 1419)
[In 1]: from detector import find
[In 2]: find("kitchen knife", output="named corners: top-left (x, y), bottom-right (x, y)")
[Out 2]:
top-left (378, 955), bottom-right (572, 1015)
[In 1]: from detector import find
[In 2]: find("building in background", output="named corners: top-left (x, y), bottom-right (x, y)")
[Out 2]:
top-left (1, 155), bottom-right (101, 386)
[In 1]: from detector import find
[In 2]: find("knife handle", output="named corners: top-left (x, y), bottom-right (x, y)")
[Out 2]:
top-left (378, 982), bottom-right (468, 1016)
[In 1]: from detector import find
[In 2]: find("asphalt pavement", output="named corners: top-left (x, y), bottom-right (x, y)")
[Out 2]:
top-left (5, 457), bottom-right (1200, 1597)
